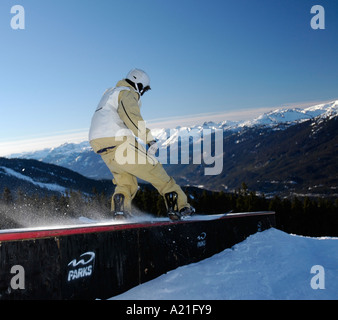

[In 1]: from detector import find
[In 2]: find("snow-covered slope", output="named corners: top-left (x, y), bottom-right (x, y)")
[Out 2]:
top-left (111, 228), bottom-right (338, 300)
top-left (0, 166), bottom-right (67, 193)
top-left (0, 157), bottom-right (114, 200)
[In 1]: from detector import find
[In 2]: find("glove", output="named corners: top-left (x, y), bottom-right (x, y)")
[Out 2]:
top-left (147, 140), bottom-right (159, 156)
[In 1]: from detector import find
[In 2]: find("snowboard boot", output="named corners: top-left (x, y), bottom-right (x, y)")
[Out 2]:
top-left (112, 193), bottom-right (130, 220)
top-left (179, 205), bottom-right (196, 219)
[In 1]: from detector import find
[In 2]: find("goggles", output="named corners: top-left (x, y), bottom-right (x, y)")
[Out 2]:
top-left (140, 85), bottom-right (151, 96)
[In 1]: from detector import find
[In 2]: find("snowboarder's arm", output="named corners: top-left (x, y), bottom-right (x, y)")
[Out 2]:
top-left (117, 90), bottom-right (154, 143)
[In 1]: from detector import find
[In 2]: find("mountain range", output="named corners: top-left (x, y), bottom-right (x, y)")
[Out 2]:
top-left (6, 100), bottom-right (338, 197)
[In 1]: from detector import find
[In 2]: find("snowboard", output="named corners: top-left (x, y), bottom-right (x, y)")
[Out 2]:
top-left (78, 211), bottom-right (232, 224)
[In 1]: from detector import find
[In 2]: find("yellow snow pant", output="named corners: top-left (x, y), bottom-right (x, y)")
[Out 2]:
top-left (90, 137), bottom-right (189, 213)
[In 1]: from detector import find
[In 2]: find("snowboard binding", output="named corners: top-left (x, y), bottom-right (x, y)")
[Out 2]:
top-left (165, 192), bottom-right (180, 221)
top-left (112, 193), bottom-right (130, 220)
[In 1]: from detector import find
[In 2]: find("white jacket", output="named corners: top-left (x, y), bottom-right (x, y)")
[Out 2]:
top-left (89, 86), bottom-right (137, 141)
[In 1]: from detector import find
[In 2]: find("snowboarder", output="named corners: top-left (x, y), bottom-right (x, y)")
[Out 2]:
top-left (89, 68), bottom-right (194, 220)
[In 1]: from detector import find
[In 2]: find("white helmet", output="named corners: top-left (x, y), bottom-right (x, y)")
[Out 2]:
top-left (126, 68), bottom-right (151, 96)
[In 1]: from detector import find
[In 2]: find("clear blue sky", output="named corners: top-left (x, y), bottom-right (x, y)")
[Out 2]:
top-left (0, 0), bottom-right (337, 154)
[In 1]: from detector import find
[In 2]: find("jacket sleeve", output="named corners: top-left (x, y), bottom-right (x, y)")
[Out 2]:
top-left (117, 90), bottom-right (154, 143)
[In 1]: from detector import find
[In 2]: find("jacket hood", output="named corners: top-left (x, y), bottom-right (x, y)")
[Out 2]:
top-left (116, 79), bottom-right (137, 92)
top-left (116, 79), bottom-right (141, 101)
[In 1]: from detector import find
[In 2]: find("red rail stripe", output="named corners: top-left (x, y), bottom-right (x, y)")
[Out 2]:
top-left (0, 211), bottom-right (275, 242)
top-left (0, 220), bottom-right (173, 242)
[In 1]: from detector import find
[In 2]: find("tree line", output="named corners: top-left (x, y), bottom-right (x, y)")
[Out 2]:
top-left (1, 184), bottom-right (337, 237)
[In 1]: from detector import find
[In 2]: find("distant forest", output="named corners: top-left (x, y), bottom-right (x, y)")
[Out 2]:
top-left (1, 183), bottom-right (337, 237)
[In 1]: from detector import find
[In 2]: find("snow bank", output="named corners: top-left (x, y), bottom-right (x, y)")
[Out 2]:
top-left (111, 228), bottom-right (338, 300)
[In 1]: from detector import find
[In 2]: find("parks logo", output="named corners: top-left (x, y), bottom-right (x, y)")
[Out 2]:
top-left (67, 251), bottom-right (95, 282)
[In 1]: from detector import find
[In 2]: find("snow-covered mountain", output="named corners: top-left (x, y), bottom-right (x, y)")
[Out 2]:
top-left (11, 100), bottom-right (338, 159)
top-left (239, 100), bottom-right (338, 128)
top-left (8, 100), bottom-right (338, 195)
top-left (149, 100), bottom-right (338, 146)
